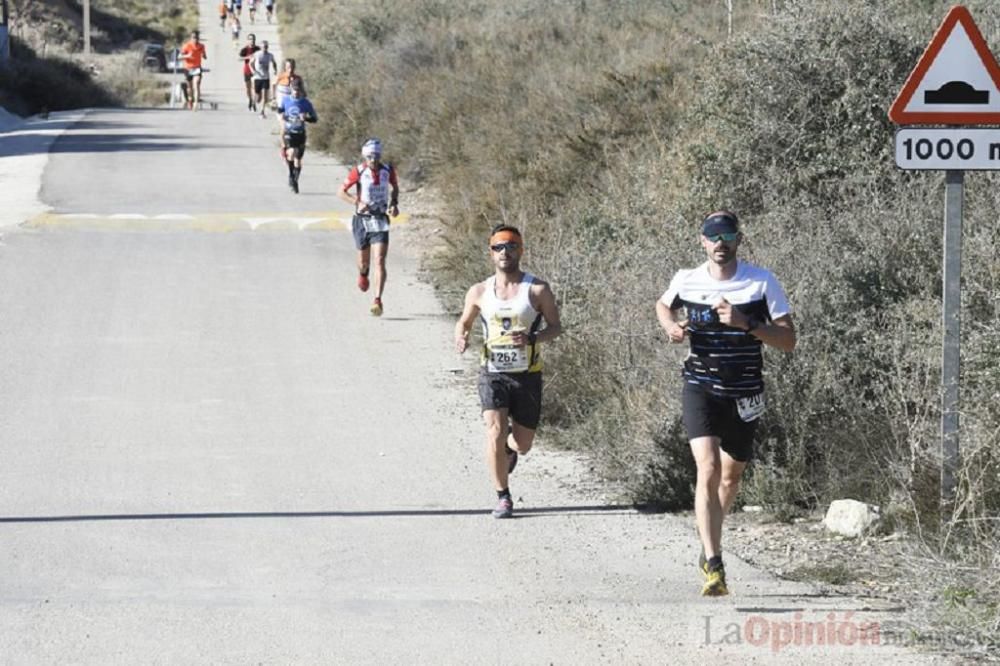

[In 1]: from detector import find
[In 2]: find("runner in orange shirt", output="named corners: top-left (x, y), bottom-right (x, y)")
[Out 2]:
top-left (179, 30), bottom-right (208, 110)
top-left (272, 58), bottom-right (305, 116)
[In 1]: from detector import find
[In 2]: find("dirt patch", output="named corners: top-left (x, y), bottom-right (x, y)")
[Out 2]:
top-left (723, 510), bottom-right (998, 662)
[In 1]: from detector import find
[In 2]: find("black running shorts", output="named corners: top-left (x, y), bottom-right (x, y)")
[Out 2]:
top-left (284, 132), bottom-right (306, 158)
top-left (253, 78), bottom-right (269, 94)
top-left (681, 382), bottom-right (757, 463)
top-left (478, 371), bottom-right (543, 430)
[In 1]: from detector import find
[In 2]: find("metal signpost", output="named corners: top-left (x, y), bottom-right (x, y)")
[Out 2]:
top-left (1, 0), bottom-right (10, 68)
top-left (83, 0), bottom-right (91, 57)
top-left (888, 5), bottom-right (1000, 514)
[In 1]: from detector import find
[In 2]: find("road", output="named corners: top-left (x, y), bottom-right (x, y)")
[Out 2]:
top-left (0, 2), bottom-right (936, 664)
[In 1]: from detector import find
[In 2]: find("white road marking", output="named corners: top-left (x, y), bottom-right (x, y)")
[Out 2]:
top-left (24, 212), bottom-right (409, 232)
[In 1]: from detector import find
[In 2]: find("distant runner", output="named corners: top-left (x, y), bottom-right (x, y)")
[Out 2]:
top-left (264, 0), bottom-right (275, 23)
top-left (337, 138), bottom-right (399, 317)
top-left (248, 39), bottom-right (277, 118)
top-left (179, 30), bottom-right (207, 110)
top-left (273, 58), bottom-right (305, 113)
top-left (454, 225), bottom-right (562, 519)
top-left (276, 81), bottom-right (317, 194)
top-left (656, 210), bottom-right (796, 597)
top-left (238, 33), bottom-right (259, 110)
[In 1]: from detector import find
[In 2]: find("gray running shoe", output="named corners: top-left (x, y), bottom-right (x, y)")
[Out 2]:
top-left (492, 497), bottom-right (514, 519)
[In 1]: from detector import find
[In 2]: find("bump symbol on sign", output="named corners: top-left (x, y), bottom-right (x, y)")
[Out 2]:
top-left (925, 82), bottom-right (988, 105)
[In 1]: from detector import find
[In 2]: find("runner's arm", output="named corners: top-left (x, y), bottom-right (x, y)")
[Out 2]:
top-left (337, 169), bottom-right (360, 208)
top-left (521, 282), bottom-right (561, 345)
top-left (455, 285), bottom-right (483, 353)
top-left (748, 314), bottom-right (796, 352)
top-left (655, 300), bottom-right (688, 343)
top-left (388, 166), bottom-right (400, 216)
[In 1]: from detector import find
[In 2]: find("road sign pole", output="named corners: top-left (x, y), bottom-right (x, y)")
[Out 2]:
top-left (941, 169), bottom-right (963, 515)
top-left (83, 0), bottom-right (91, 57)
top-left (1, 0), bottom-right (10, 67)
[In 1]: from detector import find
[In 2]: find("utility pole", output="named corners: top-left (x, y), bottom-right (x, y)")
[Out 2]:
top-left (83, 0), bottom-right (91, 57)
top-left (1, 0), bottom-right (11, 67)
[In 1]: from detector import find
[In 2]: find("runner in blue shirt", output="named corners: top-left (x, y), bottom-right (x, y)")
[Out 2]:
top-left (276, 80), bottom-right (317, 193)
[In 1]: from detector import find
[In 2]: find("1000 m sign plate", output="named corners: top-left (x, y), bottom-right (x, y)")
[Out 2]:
top-left (895, 128), bottom-right (1000, 170)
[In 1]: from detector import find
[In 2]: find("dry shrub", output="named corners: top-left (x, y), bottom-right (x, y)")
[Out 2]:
top-left (95, 54), bottom-right (171, 108)
top-left (0, 41), bottom-right (119, 112)
top-left (1, 0), bottom-right (197, 114)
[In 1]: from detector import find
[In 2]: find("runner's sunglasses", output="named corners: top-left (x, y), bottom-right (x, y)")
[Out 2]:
top-left (490, 242), bottom-right (521, 253)
top-left (703, 232), bottom-right (739, 243)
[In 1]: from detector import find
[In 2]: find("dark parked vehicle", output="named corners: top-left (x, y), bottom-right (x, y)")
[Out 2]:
top-left (141, 43), bottom-right (167, 72)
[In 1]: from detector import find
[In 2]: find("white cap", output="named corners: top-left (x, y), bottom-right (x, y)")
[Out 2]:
top-left (361, 137), bottom-right (382, 158)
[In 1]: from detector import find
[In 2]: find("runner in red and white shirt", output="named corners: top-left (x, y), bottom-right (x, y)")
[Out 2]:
top-left (237, 33), bottom-right (259, 111)
top-left (337, 137), bottom-right (400, 316)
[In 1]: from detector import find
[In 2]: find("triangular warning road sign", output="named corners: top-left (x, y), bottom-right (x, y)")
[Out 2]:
top-left (889, 6), bottom-right (1000, 125)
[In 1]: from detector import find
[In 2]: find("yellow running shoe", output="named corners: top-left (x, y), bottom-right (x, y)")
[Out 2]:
top-left (701, 565), bottom-right (729, 597)
top-left (370, 298), bottom-right (383, 317)
top-left (698, 551), bottom-right (709, 579)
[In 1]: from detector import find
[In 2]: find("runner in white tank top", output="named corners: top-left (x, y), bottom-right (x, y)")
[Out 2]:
top-left (455, 225), bottom-right (562, 519)
top-left (478, 273), bottom-right (543, 373)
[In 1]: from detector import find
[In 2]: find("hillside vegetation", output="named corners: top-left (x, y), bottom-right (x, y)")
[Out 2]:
top-left (274, 0), bottom-right (1000, 640)
top-left (279, 0), bottom-right (1000, 652)
top-left (0, 0), bottom-right (197, 114)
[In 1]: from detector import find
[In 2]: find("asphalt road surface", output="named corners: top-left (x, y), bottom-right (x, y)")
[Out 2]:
top-left (0, 2), bottom-right (938, 664)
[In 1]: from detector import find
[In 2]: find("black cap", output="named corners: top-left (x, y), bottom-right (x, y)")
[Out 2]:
top-left (701, 211), bottom-right (739, 236)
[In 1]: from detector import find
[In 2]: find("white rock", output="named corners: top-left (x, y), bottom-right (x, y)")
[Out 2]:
top-left (823, 499), bottom-right (880, 537)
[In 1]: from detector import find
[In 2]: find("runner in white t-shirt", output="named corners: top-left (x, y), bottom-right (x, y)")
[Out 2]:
top-left (655, 210), bottom-right (796, 598)
top-left (249, 40), bottom-right (277, 118)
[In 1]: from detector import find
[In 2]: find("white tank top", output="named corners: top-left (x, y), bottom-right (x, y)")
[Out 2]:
top-left (479, 273), bottom-right (543, 373)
